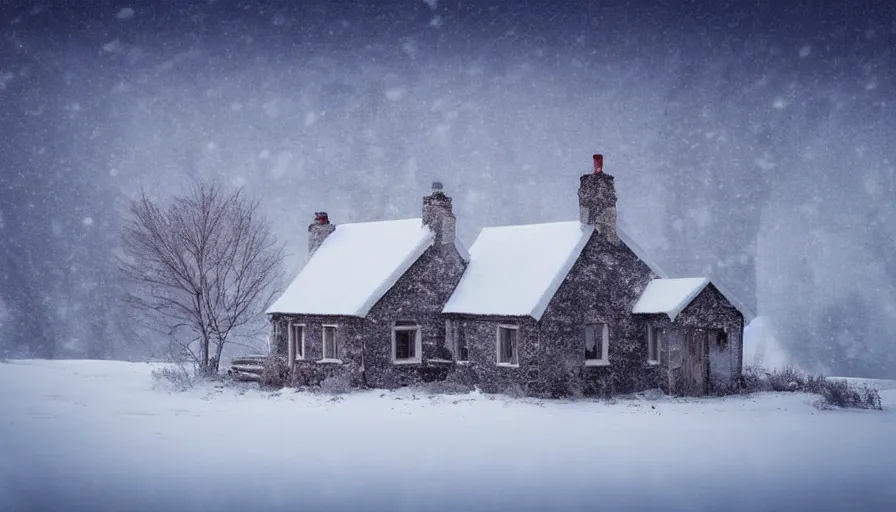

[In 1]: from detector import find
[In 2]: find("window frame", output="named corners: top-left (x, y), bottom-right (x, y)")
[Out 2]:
top-left (320, 324), bottom-right (340, 362)
top-left (496, 324), bottom-right (520, 367)
top-left (446, 319), bottom-right (469, 363)
top-left (584, 323), bottom-right (610, 367)
top-left (392, 321), bottom-right (422, 364)
top-left (288, 322), bottom-right (306, 361)
top-left (647, 325), bottom-right (661, 365)
top-left (269, 318), bottom-right (278, 354)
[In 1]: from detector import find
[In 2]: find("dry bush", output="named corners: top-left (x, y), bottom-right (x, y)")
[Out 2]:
top-left (743, 365), bottom-right (882, 410)
top-left (741, 365), bottom-right (771, 393)
top-left (817, 379), bottom-right (882, 410)
top-left (767, 365), bottom-right (806, 392)
top-left (151, 364), bottom-right (196, 392)
top-left (259, 356), bottom-right (288, 389)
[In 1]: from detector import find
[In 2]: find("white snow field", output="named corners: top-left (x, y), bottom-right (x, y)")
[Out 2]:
top-left (1, 360), bottom-right (895, 512)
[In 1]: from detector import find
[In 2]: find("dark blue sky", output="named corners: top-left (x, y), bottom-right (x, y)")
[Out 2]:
top-left (1, 0), bottom-right (895, 372)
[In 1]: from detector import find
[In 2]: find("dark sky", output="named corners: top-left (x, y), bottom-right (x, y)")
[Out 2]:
top-left (1, 0), bottom-right (895, 373)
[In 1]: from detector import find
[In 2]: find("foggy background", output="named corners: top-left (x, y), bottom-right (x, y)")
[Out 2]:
top-left (1, 0), bottom-right (894, 377)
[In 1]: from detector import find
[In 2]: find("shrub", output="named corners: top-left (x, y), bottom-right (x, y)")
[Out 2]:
top-left (741, 365), bottom-right (771, 393)
top-left (259, 356), bottom-right (288, 389)
top-left (319, 374), bottom-right (352, 395)
top-left (743, 365), bottom-right (883, 410)
top-left (766, 365), bottom-right (806, 392)
top-left (151, 364), bottom-right (195, 392)
top-left (817, 379), bottom-right (882, 410)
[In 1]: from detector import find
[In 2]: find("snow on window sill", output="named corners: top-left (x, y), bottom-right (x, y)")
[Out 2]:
top-left (456, 360), bottom-right (472, 366)
top-left (585, 360), bottom-right (611, 367)
top-left (392, 359), bottom-right (422, 365)
top-left (647, 360), bottom-right (660, 366)
top-left (316, 358), bottom-right (343, 364)
top-left (496, 362), bottom-right (519, 368)
top-left (426, 358), bottom-right (454, 364)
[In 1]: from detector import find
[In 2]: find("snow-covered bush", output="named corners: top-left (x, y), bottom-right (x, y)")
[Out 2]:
top-left (151, 364), bottom-right (195, 392)
top-left (259, 356), bottom-right (288, 388)
top-left (742, 365), bottom-right (882, 410)
top-left (766, 365), bottom-right (806, 392)
top-left (740, 365), bottom-right (771, 393)
top-left (319, 375), bottom-right (352, 395)
top-left (814, 378), bottom-right (882, 410)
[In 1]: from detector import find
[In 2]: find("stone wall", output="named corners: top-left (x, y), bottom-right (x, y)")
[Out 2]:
top-left (536, 231), bottom-right (660, 397)
top-left (363, 243), bottom-right (467, 388)
top-left (442, 315), bottom-right (540, 394)
top-left (270, 314), bottom-right (366, 387)
top-left (643, 284), bottom-right (744, 395)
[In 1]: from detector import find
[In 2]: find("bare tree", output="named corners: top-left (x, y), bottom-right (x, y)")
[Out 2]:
top-left (119, 180), bottom-right (284, 375)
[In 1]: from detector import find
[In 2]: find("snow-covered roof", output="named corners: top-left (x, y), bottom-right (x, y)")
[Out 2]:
top-left (632, 277), bottom-right (753, 322)
top-left (443, 221), bottom-right (594, 320)
top-left (267, 218), bottom-right (434, 317)
top-left (632, 278), bottom-right (709, 321)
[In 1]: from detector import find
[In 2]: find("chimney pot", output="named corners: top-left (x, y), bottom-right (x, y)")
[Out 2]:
top-left (593, 154), bottom-right (603, 174)
top-left (314, 212), bottom-right (330, 225)
top-left (431, 181), bottom-right (444, 192)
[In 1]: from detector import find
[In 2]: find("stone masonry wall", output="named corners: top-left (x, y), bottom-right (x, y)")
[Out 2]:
top-left (363, 243), bottom-right (467, 388)
top-left (442, 315), bottom-right (540, 394)
top-left (643, 284), bottom-right (744, 395)
top-left (536, 231), bottom-right (661, 397)
top-left (270, 314), bottom-right (366, 387)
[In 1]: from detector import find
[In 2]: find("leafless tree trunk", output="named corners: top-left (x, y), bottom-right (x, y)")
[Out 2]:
top-left (119, 179), bottom-right (284, 375)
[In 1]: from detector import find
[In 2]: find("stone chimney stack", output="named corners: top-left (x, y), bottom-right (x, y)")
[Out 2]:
top-left (578, 154), bottom-right (619, 243)
top-left (422, 181), bottom-right (456, 246)
top-left (308, 211), bottom-right (335, 256)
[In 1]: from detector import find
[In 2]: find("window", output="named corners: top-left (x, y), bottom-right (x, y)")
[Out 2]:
top-left (322, 325), bottom-right (338, 360)
top-left (497, 325), bottom-right (519, 366)
top-left (456, 324), bottom-right (469, 362)
top-left (715, 330), bottom-right (728, 350)
top-left (392, 321), bottom-right (421, 363)
top-left (446, 319), bottom-right (469, 362)
top-left (648, 325), bottom-right (662, 364)
top-left (289, 323), bottom-right (305, 361)
top-left (585, 323), bottom-right (610, 366)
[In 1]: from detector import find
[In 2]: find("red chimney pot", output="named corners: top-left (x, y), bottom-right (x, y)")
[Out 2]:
top-left (593, 154), bottom-right (603, 174)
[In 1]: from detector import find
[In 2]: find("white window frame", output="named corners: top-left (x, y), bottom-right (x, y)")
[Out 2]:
top-left (496, 324), bottom-right (519, 367)
top-left (320, 324), bottom-right (340, 362)
top-left (288, 322), bottom-right (305, 361)
top-left (647, 325), bottom-right (661, 365)
top-left (584, 323), bottom-right (610, 367)
top-left (392, 322), bottom-right (422, 364)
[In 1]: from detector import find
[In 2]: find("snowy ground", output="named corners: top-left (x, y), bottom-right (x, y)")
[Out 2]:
top-left (1, 360), bottom-right (895, 512)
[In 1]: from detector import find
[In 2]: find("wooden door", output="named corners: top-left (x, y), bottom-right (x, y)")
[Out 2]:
top-left (680, 329), bottom-right (706, 396)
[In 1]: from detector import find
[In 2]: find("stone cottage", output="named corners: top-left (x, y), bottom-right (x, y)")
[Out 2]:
top-left (265, 184), bottom-right (469, 389)
top-left (264, 155), bottom-right (752, 396)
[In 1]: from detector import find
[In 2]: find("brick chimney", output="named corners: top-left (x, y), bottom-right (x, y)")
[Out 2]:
top-left (579, 154), bottom-right (619, 243)
top-left (308, 211), bottom-right (335, 256)
top-left (422, 181), bottom-right (456, 246)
